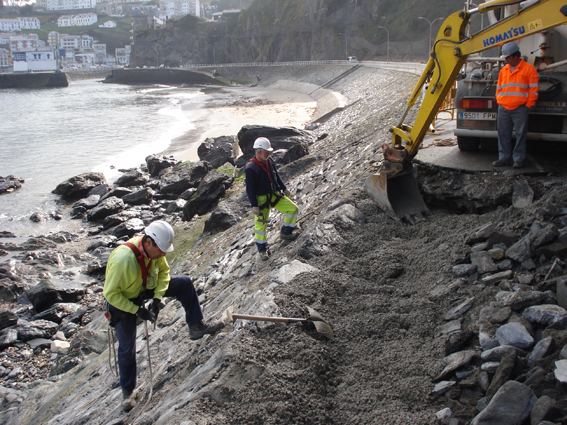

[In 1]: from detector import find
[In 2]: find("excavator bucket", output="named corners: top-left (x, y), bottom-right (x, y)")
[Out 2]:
top-left (365, 165), bottom-right (430, 223)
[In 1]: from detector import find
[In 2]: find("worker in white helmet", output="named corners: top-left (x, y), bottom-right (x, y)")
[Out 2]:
top-left (103, 220), bottom-right (224, 410)
top-left (245, 137), bottom-right (299, 261)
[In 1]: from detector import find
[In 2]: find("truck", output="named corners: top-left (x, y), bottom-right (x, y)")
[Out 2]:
top-left (365, 0), bottom-right (567, 223)
top-left (455, 0), bottom-right (567, 151)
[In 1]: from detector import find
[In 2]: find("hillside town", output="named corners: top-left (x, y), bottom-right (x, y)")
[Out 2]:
top-left (0, 0), bottom-right (241, 72)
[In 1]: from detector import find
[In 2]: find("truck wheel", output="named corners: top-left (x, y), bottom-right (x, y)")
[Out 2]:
top-left (457, 136), bottom-right (480, 151)
top-left (480, 138), bottom-right (498, 152)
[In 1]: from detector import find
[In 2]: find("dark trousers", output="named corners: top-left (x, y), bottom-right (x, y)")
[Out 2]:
top-left (109, 275), bottom-right (203, 392)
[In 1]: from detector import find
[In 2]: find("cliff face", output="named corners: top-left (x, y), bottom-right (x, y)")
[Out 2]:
top-left (131, 0), bottom-right (479, 67)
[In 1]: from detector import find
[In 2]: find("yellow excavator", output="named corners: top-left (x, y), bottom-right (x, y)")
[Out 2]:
top-left (365, 0), bottom-right (567, 223)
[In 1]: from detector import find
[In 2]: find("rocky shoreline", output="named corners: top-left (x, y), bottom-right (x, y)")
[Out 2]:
top-left (1, 65), bottom-right (567, 424)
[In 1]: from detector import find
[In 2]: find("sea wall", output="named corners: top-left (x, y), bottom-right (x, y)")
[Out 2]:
top-left (102, 68), bottom-right (225, 85)
top-left (0, 72), bottom-right (68, 89)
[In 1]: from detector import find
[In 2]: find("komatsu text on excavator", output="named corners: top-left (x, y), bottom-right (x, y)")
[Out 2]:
top-left (365, 0), bottom-right (567, 223)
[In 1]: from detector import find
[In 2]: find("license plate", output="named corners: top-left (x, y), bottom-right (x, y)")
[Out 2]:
top-left (459, 112), bottom-right (497, 120)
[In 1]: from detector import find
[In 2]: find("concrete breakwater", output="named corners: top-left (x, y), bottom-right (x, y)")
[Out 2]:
top-left (102, 68), bottom-right (223, 85)
top-left (0, 72), bottom-right (68, 89)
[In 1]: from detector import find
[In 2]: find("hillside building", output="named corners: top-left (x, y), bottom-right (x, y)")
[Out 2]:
top-left (98, 20), bottom-right (117, 28)
top-left (159, 0), bottom-right (200, 19)
top-left (115, 45), bottom-right (130, 66)
top-left (37, 0), bottom-right (97, 11)
top-left (93, 43), bottom-right (107, 64)
top-left (0, 19), bottom-right (21, 32)
top-left (10, 34), bottom-right (44, 50)
top-left (58, 13), bottom-right (98, 27)
top-left (18, 17), bottom-right (41, 29)
top-left (12, 46), bottom-right (58, 72)
top-left (0, 48), bottom-right (10, 71)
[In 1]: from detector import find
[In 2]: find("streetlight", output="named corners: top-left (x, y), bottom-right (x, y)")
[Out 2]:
top-left (418, 16), bottom-right (444, 57)
top-left (338, 32), bottom-right (347, 59)
top-left (376, 26), bottom-right (389, 62)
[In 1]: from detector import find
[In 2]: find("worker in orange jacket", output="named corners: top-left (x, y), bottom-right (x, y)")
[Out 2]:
top-left (492, 41), bottom-right (539, 169)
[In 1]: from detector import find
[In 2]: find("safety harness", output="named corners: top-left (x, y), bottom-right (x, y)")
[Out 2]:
top-left (249, 157), bottom-right (283, 210)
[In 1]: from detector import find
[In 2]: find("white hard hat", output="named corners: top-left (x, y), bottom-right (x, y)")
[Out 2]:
top-left (253, 137), bottom-right (273, 151)
top-left (145, 220), bottom-right (174, 252)
top-left (500, 42), bottom-right (519, 58)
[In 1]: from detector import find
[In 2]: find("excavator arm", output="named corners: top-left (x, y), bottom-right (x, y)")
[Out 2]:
top-left (367, 0), bottom-right (567, 222)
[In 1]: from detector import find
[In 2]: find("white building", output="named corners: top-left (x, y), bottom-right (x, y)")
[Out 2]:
top-left (38, 0), bottom-right (97, 11)
top-left (59, 34), bottom-right (81, 49)
top-left (48, 31), bottom-right (60, 48)
top-left (10, 34), bottom-right (44, 51)
top-left (57, 13), bottom-right (97, 27)
top-left (18, 17), bottom-right (41, 30)
top-left (0, 48), bottom-right (10, 70)
top-left (93, 43), bottom-right (106, 64)
top-left (98, 20), bottom-right (117, 28)
top-left (159, 0), bottom-right (200, 18)
top-left (0, 19), bottom-right (21, 32)
top-left (12, 47), bottom-right (58, 72)
top-left (115, 45), bottom-right (130, 66)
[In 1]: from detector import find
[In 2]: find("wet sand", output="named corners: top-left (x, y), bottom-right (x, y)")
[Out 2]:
top-left (162, 86), bottom-right (317, 161)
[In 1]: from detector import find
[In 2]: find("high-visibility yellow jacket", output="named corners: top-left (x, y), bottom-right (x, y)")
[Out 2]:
top-left (496, 59), bottom-right (539, 110)
top-left (103, 235), bottom-right (170, 314)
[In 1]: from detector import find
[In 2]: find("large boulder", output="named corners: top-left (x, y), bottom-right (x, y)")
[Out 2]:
top-left (113, 170), bottom-right (148, 187)
top-left (197, 136), bottom-right (235, 168)
top-left (25, 279), bottom-right (86, 313)
top-left (52, 172), bottom-right (107, 201)
top-left (237, 125), bottom-right (315, 161)
top-left (87, 196), bottom-right (125, 221)
top-left (160, 161), bottom-right (212, 195)
top-left (182, 170), bottom-right (234, 221)
top-left (145, 154), bottom-right (180, 177)
top-left (204, 192), bottom-right (249, 233)
top-left (0, 175), bottom-right (25, 195)
top-left (122, 187), bottom-right (154, 205)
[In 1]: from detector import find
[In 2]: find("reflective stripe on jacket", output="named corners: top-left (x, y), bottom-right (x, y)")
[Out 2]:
top-left (103, 235), bottom-right (170, 314)
top-left (496, 59), bottom-right (539, 110)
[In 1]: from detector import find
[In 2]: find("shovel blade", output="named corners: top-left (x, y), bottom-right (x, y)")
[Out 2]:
top-left (365, 165), bottom-right (429, 222)
top-left (307, 307), bottom-right (334, 339)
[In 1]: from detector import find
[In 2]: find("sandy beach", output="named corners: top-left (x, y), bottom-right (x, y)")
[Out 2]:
top-left (162, 85), bottom-right (317, 161)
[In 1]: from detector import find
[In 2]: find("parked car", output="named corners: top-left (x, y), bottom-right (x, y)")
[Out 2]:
top-left (348, 56), bottom-right (357, 63)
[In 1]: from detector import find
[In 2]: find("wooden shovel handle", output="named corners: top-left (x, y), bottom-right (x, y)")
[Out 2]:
top-left (231, 313), bottom-right (307, 324)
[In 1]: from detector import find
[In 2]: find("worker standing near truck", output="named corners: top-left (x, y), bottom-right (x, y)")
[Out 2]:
top-left (103, 220), bottom-right (224, 410)
top-left (245, 137), bottom-right (299, 261)
top-left (492, 41), bottom-right (539, 169)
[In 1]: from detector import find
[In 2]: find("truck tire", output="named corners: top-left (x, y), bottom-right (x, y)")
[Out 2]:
top-left (457, 136), bottom-right (480, 151)
top-left (480, 138), bottom-right (498, 152)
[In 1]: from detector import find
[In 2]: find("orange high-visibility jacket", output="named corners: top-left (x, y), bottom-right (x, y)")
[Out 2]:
top-left (496, 59), bottom-right (539, 110)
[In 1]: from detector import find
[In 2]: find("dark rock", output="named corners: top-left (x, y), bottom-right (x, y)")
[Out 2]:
top-left (197, 136), bottom-right (235, 168)
top-left (86, 183), bottom-right (109, 198)
top-left (160, 161), bottom-right (212, 195)
top-left (71, 195), bottom-right (100, 217)
top-left (52, 172), bottom-right (107, 201)
top-left (535, 242), bottom-right (567, 260)
top-left (87, 196), bottom-right (125, 221)
top-left (279, 143), bottom-right (310, 165)
top-left (471, 381), bottom-right (536, 424)
top-left (99, 187), bottom-right (133, 202)
top-left (16, 319), bottom-right (59, 341)
top-left (0, 310), bottom-right (18, 330)
top-left (102, 210), bottom-right (140, 230)
top-left (530, 224), bottom-right (559, 248)
top-left (59, 322), bottom-right (79, 338)
top-left (530, 395), bottom-right (556, 425)
top-left (0, 329), bottom-right (18, 350)
top-left (485, 349), bottom-right (516, 399)
top-left (87, 235), bottom-right (118, 251)
top-left (179, 188), bottom-right (198, 200)
top-left (122, 187), bottom-right (154, 205)
top-left (486, 231), bottom-right (520, 249)
top-left (0, 175), bottom-right (25, 195)
top-left (146, 154), bottom-right (179, 177)
top-left (204, 193), bottom-right (249, 233)
top-left (31, 303), bottom-right (82, 324)
top-left (25, 279), bottom-right (86, 313)
top-left (505, 236), bottom-right (532, 263)
top-left (182, 170), bottom-right (234, 221)
top-left (60, 306), bottom-right (87, 325)
top-left (0, 279), bottom-right (30, 302)
top-left (111, 218), bottom-right (145, 238)
top-left (113, 170), bottom-right (148, 187)
top-left (237, 125), bottom-right (315, 160)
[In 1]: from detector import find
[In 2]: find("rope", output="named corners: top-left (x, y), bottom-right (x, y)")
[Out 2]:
top-left (140, 320), bottom-right (154, 410)
top-left (107, 326), bottom-right (118, 377)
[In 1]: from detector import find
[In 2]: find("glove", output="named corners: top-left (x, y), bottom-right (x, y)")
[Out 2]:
top-left (284, 189), bottom-right (291, 198)
top-left (252, 206), bottom-right (261, 216)
top-left (137, 305), bottom-right (156, 323)
top-left (151, 298), bottom-right (162, 319)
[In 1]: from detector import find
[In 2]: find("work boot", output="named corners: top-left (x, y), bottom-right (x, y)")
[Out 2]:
top-left (492, 159), bottom-right (512, 167)
top-left (513, 162), bottom-right (524, 169)
top-left (121, 388), bottom-right (136, 412)
top-left (280, 231), bottom-right (299, 241)
top-left (189, 320), bottom-right (224, 340)
top-left (258, 248), bottom-right (271, 261)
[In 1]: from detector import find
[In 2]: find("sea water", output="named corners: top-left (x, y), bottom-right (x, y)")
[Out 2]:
top-left (0, 78), bottom-right (210, 237)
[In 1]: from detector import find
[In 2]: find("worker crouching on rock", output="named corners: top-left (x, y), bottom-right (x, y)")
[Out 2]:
top-left (245, 137), bottom-right (299, 261)
top-left (103, 220), bottom-right (224, 411)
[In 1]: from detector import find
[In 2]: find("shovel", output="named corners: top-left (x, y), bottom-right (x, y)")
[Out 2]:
top-left (225, 307), bottom-right (334, 339)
